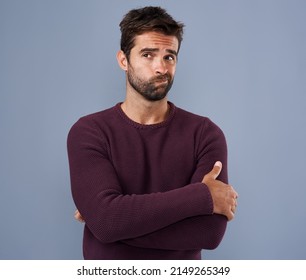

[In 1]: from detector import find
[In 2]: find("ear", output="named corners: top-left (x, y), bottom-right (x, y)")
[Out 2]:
top-left (116, 50), bottom-right (128, 71)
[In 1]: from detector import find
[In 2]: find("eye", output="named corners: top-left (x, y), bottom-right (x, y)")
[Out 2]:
top-left (142, 53), bottom-right (153, 58)
top-left (164, 55), bottom-right (176, 62)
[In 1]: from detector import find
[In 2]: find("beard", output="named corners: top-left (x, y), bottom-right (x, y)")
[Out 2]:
top-left (127, 65), bottom-right (174, 102)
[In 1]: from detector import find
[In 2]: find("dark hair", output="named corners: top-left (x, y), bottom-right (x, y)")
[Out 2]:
top-left (119, 6), bottom-right (184, 60)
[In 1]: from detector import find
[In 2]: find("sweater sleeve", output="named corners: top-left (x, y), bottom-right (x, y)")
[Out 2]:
top-left (121, 118), bottom-right (229, 250)
top-left (123, 214), bottom-right (227, 250)
top-left (67, 117), bottom-right (214, 244)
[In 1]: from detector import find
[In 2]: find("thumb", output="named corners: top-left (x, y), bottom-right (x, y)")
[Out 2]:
top-left (210, 161), bottom-right (222, 180)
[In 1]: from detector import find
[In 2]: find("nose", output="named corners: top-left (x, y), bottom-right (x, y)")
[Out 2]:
top-left (154, 58), bottom-right (168, 75)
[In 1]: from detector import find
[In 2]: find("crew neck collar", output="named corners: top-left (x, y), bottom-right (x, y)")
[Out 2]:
top-left (115, 102), bottom-right (176, 129)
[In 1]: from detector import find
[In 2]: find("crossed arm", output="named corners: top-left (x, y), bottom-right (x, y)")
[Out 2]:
top-left (73, 161), bottom-right (237, 250)
top-left (68, 118), bottom-right (238, 250)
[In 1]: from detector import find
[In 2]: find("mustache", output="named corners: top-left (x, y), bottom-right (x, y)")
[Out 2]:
top-left (151, 74), bottom-right (171, 83)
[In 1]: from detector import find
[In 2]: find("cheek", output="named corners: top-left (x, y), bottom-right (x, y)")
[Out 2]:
top-left (133, 64), bottom-right (154, 78)
top-left (169, 66), bottom-right (176, 78)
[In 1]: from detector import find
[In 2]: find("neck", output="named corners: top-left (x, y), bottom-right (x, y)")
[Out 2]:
top-left (121, 97), bottom-right (169, 125)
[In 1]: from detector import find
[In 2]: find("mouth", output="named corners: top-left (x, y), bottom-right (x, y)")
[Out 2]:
top-left (156, 79), bottom-right (168, 84)
top-left (154, 76), bottom-right (169, 84)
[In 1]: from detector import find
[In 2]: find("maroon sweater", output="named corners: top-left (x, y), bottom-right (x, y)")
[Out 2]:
top-left (67, 102), bottom-right (228, 260)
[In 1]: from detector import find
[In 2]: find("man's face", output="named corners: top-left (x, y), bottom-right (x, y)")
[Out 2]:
top-left (126, 32), bottom-right (179, 101)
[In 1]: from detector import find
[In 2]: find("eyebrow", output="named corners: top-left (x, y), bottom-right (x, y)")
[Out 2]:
top-left (140, 48), bottom-right (177, 56)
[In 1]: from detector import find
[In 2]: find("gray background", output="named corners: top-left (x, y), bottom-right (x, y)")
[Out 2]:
top-left (1, 0), bottom-right (305, 259)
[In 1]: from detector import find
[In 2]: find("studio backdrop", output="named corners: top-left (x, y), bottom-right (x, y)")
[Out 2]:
top-left (1, 0), bottom-right (305, 259)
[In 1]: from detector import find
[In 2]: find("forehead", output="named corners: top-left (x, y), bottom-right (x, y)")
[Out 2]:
top-left (133, 31), bottom-right (179, 52)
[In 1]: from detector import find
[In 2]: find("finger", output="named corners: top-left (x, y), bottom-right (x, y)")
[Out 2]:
top-left (234, 191), bottom-right (239, 199)
top-left (230, 206), bottom-right (236, 220)
top-left (76, 215), bottom-right (84, 223)
top-left (227, 211), bottom-right (234, 221)
top-left (74, 211), bottom-right (80, 220)
top-left (232, 203), bottom-right (236, 212)
top-left (230, 197), bottom-right (237, 207)
top-left (210, 161), bottom-right (222, 180)
top-left (229, 187), bottom-right (238, 200)
top-left (74, 210), bottom-right (84, 222)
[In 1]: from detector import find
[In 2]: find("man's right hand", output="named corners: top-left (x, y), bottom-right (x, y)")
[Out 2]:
top-left (74, 209), bottom-right (85, 223)
top-left (202, 161), bottom-right (238, 221)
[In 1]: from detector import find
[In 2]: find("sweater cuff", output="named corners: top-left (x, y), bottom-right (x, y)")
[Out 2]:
top-left (195, 183), bottom-right (214, 215)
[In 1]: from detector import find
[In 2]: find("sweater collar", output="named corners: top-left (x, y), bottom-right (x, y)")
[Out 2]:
top-left (115, 101), bottom-right (176, 129)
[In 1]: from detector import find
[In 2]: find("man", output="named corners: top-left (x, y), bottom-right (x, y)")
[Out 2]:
top-left (67, 6), bottom-right (238, 260)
